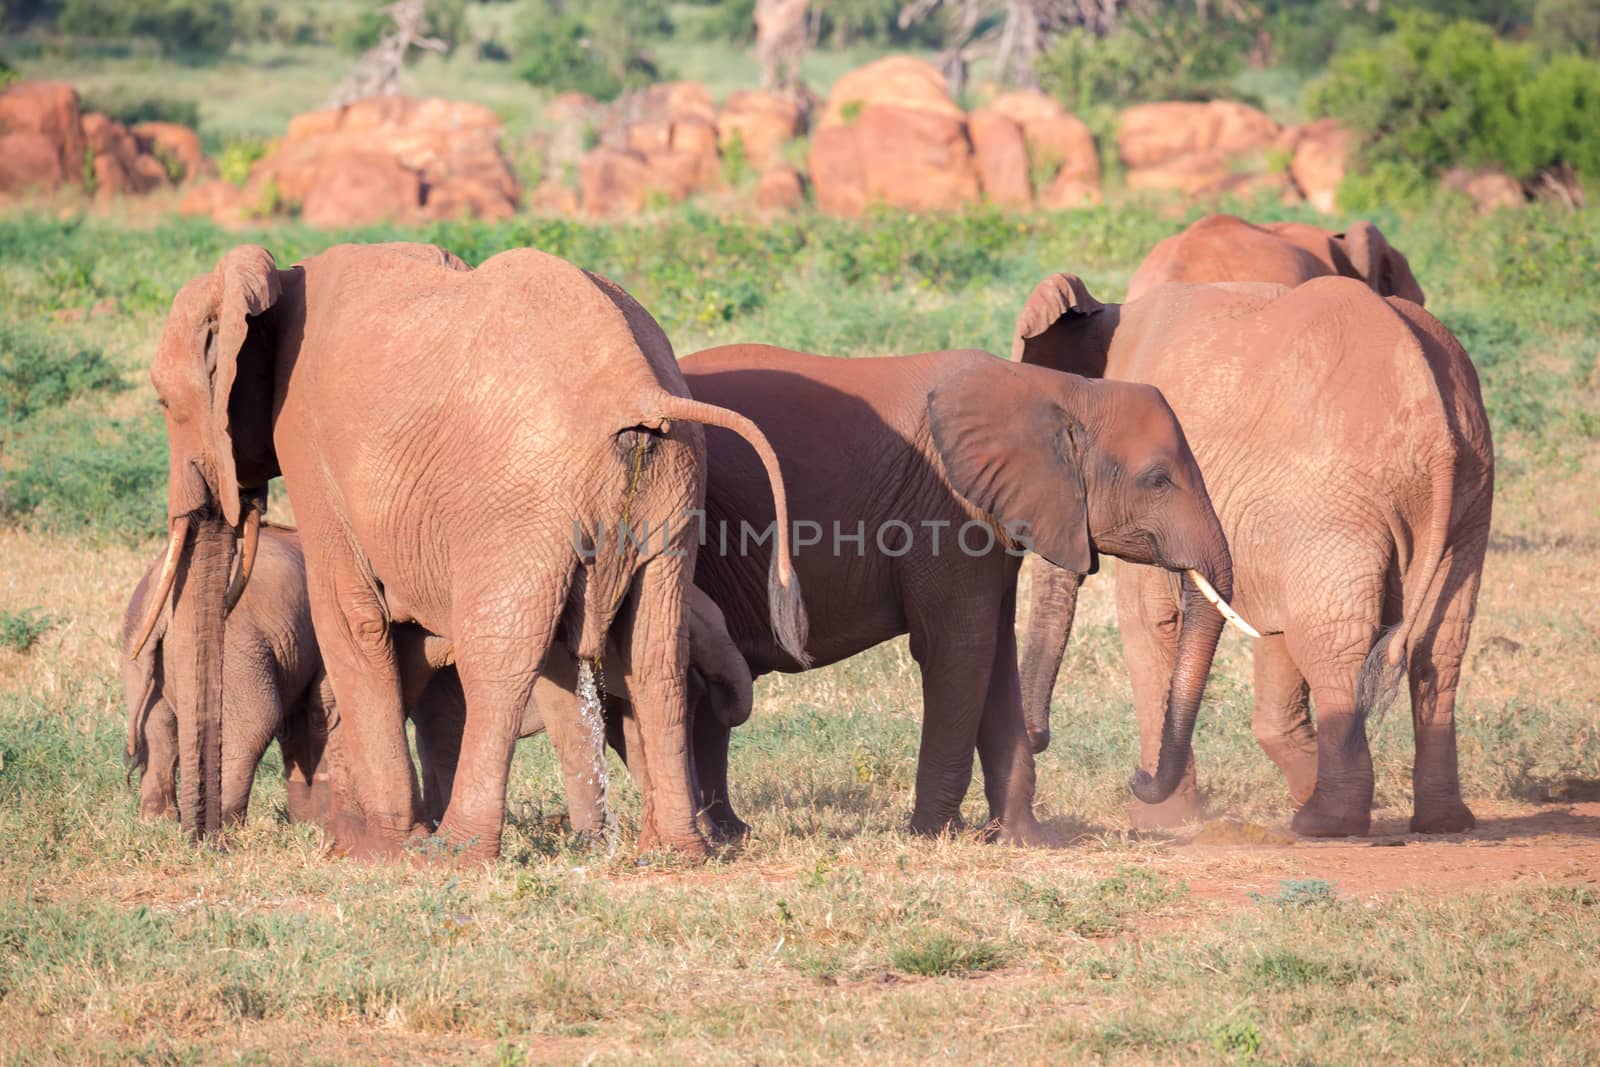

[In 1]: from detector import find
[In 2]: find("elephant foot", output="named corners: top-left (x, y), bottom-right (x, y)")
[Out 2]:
top-left (635, 819), bottom-right (711, 863)
top-left (987, 812), bottom-right (1061, 848)
top-left (329, 812), bottom-right (428, 862)
top-left (699, 801), bottom-right (750, 843)
top-left (1290, 791), bottom-right (1371, 838)
top-left (1126, 782), bottom-right (1204, 831)
top-left (1410, 798), bottom-right (1476, 835)
top-left (909, 811), bottom-right (965, 839)
top-left (285, 776), bottom-right (333, 827)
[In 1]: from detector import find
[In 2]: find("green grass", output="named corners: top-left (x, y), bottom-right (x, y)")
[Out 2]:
top-left (0, 192), bottom-right (1597, 1060)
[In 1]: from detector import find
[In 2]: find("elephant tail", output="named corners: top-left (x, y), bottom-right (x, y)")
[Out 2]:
top-left (1355, 448), bottom-right (1457, 733)
top-left (652, 395), bottom-right (811, 667)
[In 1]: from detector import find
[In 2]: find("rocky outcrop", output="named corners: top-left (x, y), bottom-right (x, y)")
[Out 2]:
top-left (579, 82), bottom-right (725, 216)
top-left (1441, 166), bottom-right (1525, 212)
top-left (1283, 118), bottom-right (1351, 214)
top-left (716, 90), bottom-right (804, 169)
top-left (1118, 100), bottom-right (1282, 198)
top-left (225, 94), bottom-right (520, 226)
top-left (756, 163), bottom-right (804, 211)
top-left (0, 81), bottom-right (88, 194)
top-left (807, 56), bottom-right (981, 216)
top-left (973, 89), bottom-right (1101, 209)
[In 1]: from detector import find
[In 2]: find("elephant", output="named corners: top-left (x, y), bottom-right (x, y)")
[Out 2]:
top-left (668, 343), bottom-right (1244, 845)
top-left (135, 241), bottom-right (806, 861)
top-left (1013, 273), bottom-right (1493, 837)
top-left (1126, 214), bottom-right (1426, 304)
top-left (121, 522), bottom-right (337, 827)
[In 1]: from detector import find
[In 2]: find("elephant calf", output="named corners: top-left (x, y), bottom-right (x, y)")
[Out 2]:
top-left (123, 524), bottom-right (753, 835)
top-left (122, 523), bottom-right (336, 826)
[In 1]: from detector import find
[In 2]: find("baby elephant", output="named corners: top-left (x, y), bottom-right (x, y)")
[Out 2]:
top-left (122, 523), bottom-right (336, 827)
top-left (124, 524), bottom-right (752, 836)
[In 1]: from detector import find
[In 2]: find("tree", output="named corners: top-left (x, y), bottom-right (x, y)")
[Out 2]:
top-left (330, 0), bottom-right (449, 105)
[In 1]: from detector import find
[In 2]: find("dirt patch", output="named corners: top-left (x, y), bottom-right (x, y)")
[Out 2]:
top-left (1170, 801), bottom-right (1600, 906)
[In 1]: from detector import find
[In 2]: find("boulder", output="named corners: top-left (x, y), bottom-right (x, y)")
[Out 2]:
top-left (81, 111), bottom-right (171, 202)
top-left (239, 94), bottom-right (519, 225)
top-left (180, 178), bottom-right (250, 223)
top-left (1442, 167), bottom-right (1525, 212)
top-left (299, 150), bottom-right (421, 227)
top-left (1286, 119), bottom-right (1351, 214)
top-left (585, 98), bottom-right (723, 214)
top-left (1118, 100), bottom-right (1280, 198)
top-left (818, 56), bottom-right (963, 128)
top-left (985, 89), bottom-right (1100, 195)
top-left (809, 55), bottom-right (980, 216)
top-left (132, 121), bottom-right (213, 183)
top-left (756, 163), bottom-right (804, 211)
top-left (717, 89), bottom-right (803, 168)
top-left (530, 179), bottom-right (581, 216)
top-left (968, 109), bottom-right (1032, 207)
top-left (0, 81), bottom-right (87, 193)
top-left (580, 145), bottom-right (679, 216)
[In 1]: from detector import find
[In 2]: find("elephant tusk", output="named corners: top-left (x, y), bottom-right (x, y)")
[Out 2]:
top-left (224, 504), bottom-right (262, 612)
top-left (129, 515), bottom-right (192, 659)
top-left (1186, 569), bottom-right (1262, 640)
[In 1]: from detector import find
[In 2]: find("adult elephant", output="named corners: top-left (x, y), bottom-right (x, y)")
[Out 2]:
top-left (134, 242), bottom-right (806, 861)
top-left (1126, 213), bottom-right (1426, 304)
top-left (674, 345), bottom-right (1247, 845)
top-left (1014, 274), bottom-right (1492, 837)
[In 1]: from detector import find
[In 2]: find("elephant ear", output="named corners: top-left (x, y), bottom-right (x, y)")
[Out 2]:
top-left (1341, 221), bottom-right (1426, 306)
top-left (209, 246), bottom-right (281, 528)
top-left (1011, 272), bottom-right (1107, 376)
top-left (928, 360), bottom-right (1095, 574)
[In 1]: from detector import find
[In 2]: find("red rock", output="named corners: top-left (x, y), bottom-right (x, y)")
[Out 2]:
top-left (0, 81), bottom-right (87, 193)
top-left (1118, 100), bottom-right (1281, 199)
top-left (581, 145), bottom-right (675, 216)
top-left (985, 89), bottom-right (1099, 194)
top-left (299, 150), bottom-right (421, 227)
top-left (133, 121), bottom-right (213, 183)
top-left (810, 56), bottom-right (980, 216)
top-left (717, 90), bottom-right (803, 168)
top-left (1285, 119), bottom-right (1350, 214)
top-left (531, 180), bottom-right (581, 215)
top-left (180, 178), bottom-right (249, 223)
top-left (756, 164), bottom-right (804, 210)
top-left (1441, 167), bottom-right (1524, 212)
top-left (969, 109), bottom-right (1032, 207)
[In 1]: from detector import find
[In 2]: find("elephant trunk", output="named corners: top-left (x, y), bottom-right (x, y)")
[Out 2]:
top-left (1129, 549), bottom-right (1232, 805)
top-left (1018, 560), bottom-right (1085, 753)
top-left (169, 513), bottom-right (235, 839)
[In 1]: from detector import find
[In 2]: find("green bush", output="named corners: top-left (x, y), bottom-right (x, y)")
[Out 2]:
top-left (334, 0), bottom-right (466, 57)
top-left (1308, 12), bottom-right (1600, 183)
top-left (217, 139), bottom-right (270, 187)
top-left (513, 0), bottom-right (671, 102)
top-left (1, 410), bottom-right (166, 543)
top-left (1039, 13), bottom-right (1250, 117)
top-left (0, 324), bottom-right (123, 434)
top-left (78, 91), bottom-right (199, 130)
top-left (57, 0), bottom-right (236, 57)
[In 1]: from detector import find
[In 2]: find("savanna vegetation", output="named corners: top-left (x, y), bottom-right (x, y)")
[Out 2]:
top-left (2, 1), bottom-right (1599, 1062)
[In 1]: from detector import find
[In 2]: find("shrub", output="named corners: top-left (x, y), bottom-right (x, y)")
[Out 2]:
top-left (1, 411), bottom-right (167, 543)
top-left (217, 139), bottom-right (270, 187)
top-left (889, 933), bottom-right (1006, 977)
top-left (78, 91), bottom-right (199, 130)
top-left (1308, 12), bottom-right (1600, 183)
top-left (0, 609), bottom-right (58, 654)
top-left (334, 0), bottom-right (466, 57)
top-left (513, 0), bottom-right (670, 102)
top-left (0, 324), bottom-right (123, 434)
top-left (1039, 13), bottom-right (1252, 117)
top-left (57, 0), bottom-right (236, 57)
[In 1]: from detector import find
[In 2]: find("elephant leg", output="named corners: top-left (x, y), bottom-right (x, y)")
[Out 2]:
top-left (975, 584), bottom-right (1057, 847)
top-left (412, 669), bottom-right (467, 829)
top-left (1289, 619), bottom-right (1379, 838)
top-left (906, 593), bottom-right (1002, 837)
top-left (1408, 541), bottom-right (1483, 834)
top-left (280, 685), bottom-right (333, 827)
top-left (1120, 567), bottom-right (1202, 829)
top-left (1251, 634), bottom-right (1318, 806)
top-left (302, 536), bottom-right (423, 857)
top-left (437, 577), bottom-right (567, 863)
top-left (140, 698), bottom-right (180, 821)
top-left (691, 707), bottom-right (747, 841)
top-left (625, 555), bottom-right (709, 859)
top-left (537, 663), bottom-right (615, 838)
top-left (221, 661), bottom-right (282, 826)
top-left (603, 698), bottom-right (647, 791)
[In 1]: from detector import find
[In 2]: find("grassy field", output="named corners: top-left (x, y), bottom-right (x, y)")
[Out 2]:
top-left (1, 190), bottom-right (1598, 1063)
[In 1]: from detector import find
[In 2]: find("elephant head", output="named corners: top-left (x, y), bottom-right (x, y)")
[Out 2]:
top-left (1334, 221), bottom-right (1426, 306)
top-left (925, 343), bottom-right (1239, 806)
top-left (1002, 272), bottom-right (1250, 802)
top-left (131, 245), bottom-right (286, 838)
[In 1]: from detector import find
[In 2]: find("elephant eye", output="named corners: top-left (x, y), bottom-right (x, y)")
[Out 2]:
top-left (1139, 467), bottom-right (1174, 491)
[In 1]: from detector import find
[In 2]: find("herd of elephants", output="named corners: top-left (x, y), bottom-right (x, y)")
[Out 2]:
top-left (117, 211), bottom-right (1492, 863)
